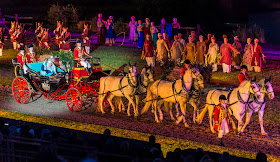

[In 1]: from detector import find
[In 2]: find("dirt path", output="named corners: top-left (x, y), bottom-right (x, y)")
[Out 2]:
top-left (1, 86), bottom-right (280, 157)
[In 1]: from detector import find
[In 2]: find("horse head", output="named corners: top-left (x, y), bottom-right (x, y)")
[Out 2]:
top-left (128, 63), bottom-right (137, 83)
top-left (263, 76), bottom-right (275, 99)
top-left (191, 68), bottom-right (204, 91)
top-left (141, 65), bottom-right (154, 83)
top-left (247, 78), bottom-right (261, 99)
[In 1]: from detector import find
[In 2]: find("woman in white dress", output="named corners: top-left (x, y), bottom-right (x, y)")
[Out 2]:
top-left (206, 36), bottom-right (219, 72)
top-left (128, 16), bottom-right (138, 43)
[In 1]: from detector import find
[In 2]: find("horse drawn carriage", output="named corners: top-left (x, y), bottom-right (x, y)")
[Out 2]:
top-left (11, 57), bottom-right (110, 112)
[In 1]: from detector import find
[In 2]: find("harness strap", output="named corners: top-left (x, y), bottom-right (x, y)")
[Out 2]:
top-left (172, 81), bottom-right (179, 103)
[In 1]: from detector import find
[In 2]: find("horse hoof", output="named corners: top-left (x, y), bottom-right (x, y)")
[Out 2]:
top-left (101, 111), bottom-right (106, 114)
top-left (184, 124), bottom-right (190, 128)
top-left (261, 132), bottom-right (268, 136)
top-left (111, 111), bottom-right (115, 114)
top-left (211, 130), bottom-right (216, 134)
top-left (127, 114), bottom-right (131, 117)
top-left (155, 120), bottom-right (160, 123)
top-left (175, 121), bottom-right (180, 125)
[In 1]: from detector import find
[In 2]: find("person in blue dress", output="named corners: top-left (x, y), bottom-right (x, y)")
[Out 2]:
top-left (105, 16), bottom-right (115, 46)
top-left (137, 20), bottom-right (144, 49)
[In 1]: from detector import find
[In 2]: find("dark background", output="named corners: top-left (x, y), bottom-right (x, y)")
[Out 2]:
top-left (1, 0), bottom-right (280, 42)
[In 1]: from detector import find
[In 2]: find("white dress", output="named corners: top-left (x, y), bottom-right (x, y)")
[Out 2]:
top-left (129, 21), bottom-right (138, 42)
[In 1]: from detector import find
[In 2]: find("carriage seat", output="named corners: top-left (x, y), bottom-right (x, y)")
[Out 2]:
top-left (26, 62), bottom-right (65, 76)
top-left (12, 58), bottom-right (21, 65)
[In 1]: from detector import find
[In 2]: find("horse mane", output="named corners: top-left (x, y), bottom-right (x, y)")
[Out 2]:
top-left (239, 80), bottom-right (251, 89)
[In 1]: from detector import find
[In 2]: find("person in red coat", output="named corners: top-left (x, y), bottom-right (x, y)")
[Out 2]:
top-left (59, 27), bottom-right (71, 51)
top-left (0, 38), bottom-right (4, 57)
top-left (214, 95), bottom-right (232, 146)
top-left (238, 65), bottom-right (250, 84)
top-left (251, 39), bottom-right (265, 72)
top-left (219, 35), bottom-right (240, 73)
top-left (74, 39), bottom-right (92, 70)
top-left (17, 47), bottom-right (26, 66)
top-left (26, 44), bottom-right (37, 63)
top-left (163, 33), bottom-right (171, 49)
top-left (142, 34), bottom-right (155, 67)
top-left (181, 59), bottom-right (190, 77)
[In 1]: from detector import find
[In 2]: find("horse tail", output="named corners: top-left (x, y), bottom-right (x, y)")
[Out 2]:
top-left (140, 82), bottom-right (153, 115)
top-left (196, 104), bottom-right (208, 124)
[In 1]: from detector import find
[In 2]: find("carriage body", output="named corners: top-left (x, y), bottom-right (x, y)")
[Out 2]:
top-left (12, 58), bottom-right (110, 111)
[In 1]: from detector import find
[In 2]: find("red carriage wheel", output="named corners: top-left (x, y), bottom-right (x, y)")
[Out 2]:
top-left (12, 76), bottom-right (31, 104)
top-left (43, 92), bottom-right (57, 100)
top-left (66, 88), bottom-right (83, 112)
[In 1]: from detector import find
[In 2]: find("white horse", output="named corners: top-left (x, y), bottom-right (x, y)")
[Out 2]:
top-left (141, 68), bottom-right (204, 127)
top-left (196, 79), bottom-right (262, 133)
top-left (116, 66), bottom-right (154, 113)
top-left (98, 63), bottom-right (138, 116)
top-left (154, 73), bottom-right (204, 122)
top-left (240, 77), bottom-right (275, 135)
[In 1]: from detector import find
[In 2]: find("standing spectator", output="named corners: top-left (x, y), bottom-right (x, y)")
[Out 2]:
top-left (128, 16), bottom-right (138, 43)
top-left (150, 22), bottom-right (159, 48)
top-left (178, 33), bottom-right (186, 49)
top-left (191, 31), bottom-right (197, 43)
top-left (156, 33), bottom-right (169, 65)
top-left (214, 95), bottom-right (233, 146)
top-left (81, 24), bottom-right (91, 54)
top-left (182, 36), bottom-right (196, 63)
top-left (105, 16), bottom-right (115, 46)
top-left (137, 20), bottom-right (144, 49)
top-left (143, 18), bottom-right (151, 39)
top-left (97, 13), bottom-right (106, 45)
top-left (232, 36), bottom-right (242, 69)
top-left (205, 34), bottom-right (212, 53)
top-left (220, 35), bottom-right (239, 73)
top-left (59, 27), bottom-right (71, 51)
top-left (206, 36), bottom-right (219, 72)
top-left (243, 38), bottom-right (254, 71)
top-left (196, 35), bottom-right (206, 64)
top-left (170, 35), bottom-right (183, 64)
top-left (251, 38), bottom-right (265, 72)
top-left (159, 18), bottom-right (167, 35)
top-left (143, 34), bottom-right (155, 67)
top-left (163, 33), bottom-right (171, 49)
top-left (172, 17), bottom-right (180, 38)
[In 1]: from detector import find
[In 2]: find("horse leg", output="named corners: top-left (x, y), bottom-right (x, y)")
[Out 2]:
top-left (98, 94), bottom-right (106, 114)
top-left (234, 113), bottom-right (244, 133)
top-left (107, 94), bottom-right (115, 114)
top-left (170, 103), bottom-right (176, 121)
top-left (240, 110), bottom-right (253, 133)
top-left (135, 95), bottom-right (139, 117)
top-left (190, 101), bottom-right (198, 123)
top-left (175, 103), bottom-right (180, 118)
top-left (208, 105), bottom-right (215, 133)
top-left (180, 102), bottom-right (190, 128)
top-left (153, 101), bottom-right (160, 123)
top-left (126, 96), bottom-right (138, 117)
top-left (258, 108), bottom-right (268, 136)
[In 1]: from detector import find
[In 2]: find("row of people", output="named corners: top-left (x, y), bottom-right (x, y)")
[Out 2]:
top-left (97, 13), bottom-right (115, 46)
top-left (142, 32), bottom-right (265, 73)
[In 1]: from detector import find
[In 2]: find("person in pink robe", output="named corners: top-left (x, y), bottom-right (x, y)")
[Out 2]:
top-left (219, 35), bottom-right (240, 73)
top-left (251, 38), bottom-right (265, 72)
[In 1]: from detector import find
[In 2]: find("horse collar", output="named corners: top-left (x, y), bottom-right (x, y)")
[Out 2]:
top-left (127, 74), bottom-right (138, 88)
top-left (181, 77), bottom-right (190, 93)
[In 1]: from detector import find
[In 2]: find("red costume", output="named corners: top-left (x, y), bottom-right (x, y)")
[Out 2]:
top-left (251, 44), bottom-right (264, 67)
top-left (74, 47), bottom-right (90, 60)
top-left (214, 103), bottom-right (231, 131)
top-left (26, 52), bottom-right (37, 63)
top-left (60, 32), bottom-right (71, 50)
top-left (143, 40), bottom-right (155, 57)
top-left (17, 53), bottom-right (25, 66)
top-left (219, 43), bottom-right (239, 65)
top-left (238, 72), bottom-right (250, 84)
top-left (181, 67), bottom-right (190, 76)
top-left (164, 38), bottom-right (171, 49)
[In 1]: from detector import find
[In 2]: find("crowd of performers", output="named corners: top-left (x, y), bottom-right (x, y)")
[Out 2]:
top-left (137, 19), bottom-right (265, 73)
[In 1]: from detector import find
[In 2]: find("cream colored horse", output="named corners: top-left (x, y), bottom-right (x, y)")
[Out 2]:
top-left (98, 63), bottom-right (138, 116)
top-left (141, 68), bottom-right (203, 127)
top-left (116, 66), bottom-right (154, 114)
top-left (240, 77), bottom-right (274, 136)
top-left (196, 79), bottom-right (262, 133)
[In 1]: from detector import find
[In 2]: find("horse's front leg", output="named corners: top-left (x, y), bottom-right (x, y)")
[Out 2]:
top-left (234, 113), bottom-right (244, 133)
top-left (175, 103), bottom-right (180, 118)
top-left (190, 101), bottom-right (199, 123)
top-left (135, 95), bottom-right (140, 117)
top-left (240, 110), bottom-right (253, 133)
top-left (179, 101), bottom-right (190, 128)
top-left (125, 95), bottom-right (136, 117)
top-left (258, 108), bottom-right (268, 136)
top-left (153, 100), bottom-right (160, 123)
top-left (169, 103), bottom-right (176, 121)
top-left (107, 94), bottom-right (116, 114)
top-left (208, 105), bottom-right (215, 133)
